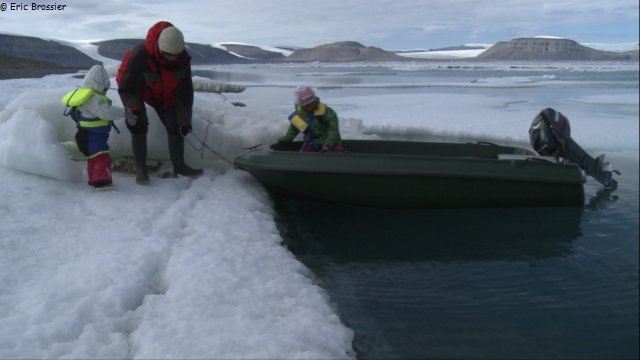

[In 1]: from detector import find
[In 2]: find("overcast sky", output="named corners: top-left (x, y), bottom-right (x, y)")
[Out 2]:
top-left (1, 0), bottom-right (638, 49)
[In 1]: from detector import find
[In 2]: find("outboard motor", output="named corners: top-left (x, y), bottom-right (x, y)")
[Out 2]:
top-left (529, 108), bottom-right (618, 188)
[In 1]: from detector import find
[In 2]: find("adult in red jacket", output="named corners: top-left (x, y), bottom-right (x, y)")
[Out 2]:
top-left (117, 21), bottom-right (202, 184)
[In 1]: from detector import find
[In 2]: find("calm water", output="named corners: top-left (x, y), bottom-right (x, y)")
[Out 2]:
top-left (204, 63), bottom-right (639, 358)
top-left (275, 153), bottom-right (638, 359)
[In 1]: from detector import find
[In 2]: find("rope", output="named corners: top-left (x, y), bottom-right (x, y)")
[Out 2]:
top-left (184, 121), bottom-right (234, 165)
top-left (184, 120), bottom-right (263, 165)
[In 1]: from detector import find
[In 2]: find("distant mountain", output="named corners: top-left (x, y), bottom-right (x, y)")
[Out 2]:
top-left (217, 43), bottom-right (286, 61)
top-left (0, 54), bottom-right (76, 79)
top-left (286, 41), bottom-right (409, 62)
top-left (623, 49), bottom-right (639, 61)
top-left (92, 39), bottom-right (251, 65)
top-left (90, 39), bottom-right (140, 62)
top-left (477, 38), bottom-right (634, 61)
top-left (0, 34), bottom-right (100, 68)
top-left (1, 33), bottom-right (637, 80)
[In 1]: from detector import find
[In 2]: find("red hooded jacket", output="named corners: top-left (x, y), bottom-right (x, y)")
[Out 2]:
top-left (117, 21), bottom-right (193, 127)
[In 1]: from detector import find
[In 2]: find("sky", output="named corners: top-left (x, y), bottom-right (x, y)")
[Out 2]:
top-left (1, 0), bottom-right (638, 49)
top-left (0, 51), bottom-right (638, 357)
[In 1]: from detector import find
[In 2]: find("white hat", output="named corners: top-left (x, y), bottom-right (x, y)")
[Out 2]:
top-left (158, 26), bottom-right (184, 55)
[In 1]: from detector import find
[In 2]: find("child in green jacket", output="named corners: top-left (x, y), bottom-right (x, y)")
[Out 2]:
top-left (278, 86), bottom-right (344, 152)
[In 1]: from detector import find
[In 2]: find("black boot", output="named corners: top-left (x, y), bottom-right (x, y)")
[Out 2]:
top-left (132, 133), bottom-right (150, 185)
top-left (168, 134), bottom-right (203, 178)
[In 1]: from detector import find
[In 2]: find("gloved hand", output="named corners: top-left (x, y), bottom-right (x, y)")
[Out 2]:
top-left (179, 126), bottom-right (192, 137)
top-left (125, 108), bottom-right (139, 127)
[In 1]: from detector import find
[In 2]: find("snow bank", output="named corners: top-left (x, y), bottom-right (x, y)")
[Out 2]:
top-left (0, 107), bottom-right (82, 181)
top-left (0, 166), bottom-right (354, 359)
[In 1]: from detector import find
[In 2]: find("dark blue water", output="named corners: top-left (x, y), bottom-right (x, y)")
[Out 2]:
top-left (274, 153), bottom-right (638, 359)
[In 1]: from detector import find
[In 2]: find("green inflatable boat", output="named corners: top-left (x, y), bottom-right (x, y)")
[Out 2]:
top-left (234, 140), bottom-right (588, 208)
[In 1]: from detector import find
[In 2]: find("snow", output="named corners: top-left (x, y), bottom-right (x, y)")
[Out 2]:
top-left (0, 107), bottom-right (82, 181)
top-left (583, 42), bottom-right (640, 52)
top-left (396, 46), bottom-right (490, 59)
top-left (214, 42), bottom-right (295, 57)
top-left (0, 56), bottom-right (638, 358)
top-left (329, 91), bottom-right (638, 152)
top-left (534, 35), bottom-right (567, 39)
top-left (0, 73), bottom-right (354, 359)
top-left (0, 163), bottom-right (352, 359)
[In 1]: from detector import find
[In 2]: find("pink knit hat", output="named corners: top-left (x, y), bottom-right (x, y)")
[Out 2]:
top-left (295, 86), bottom-right (316, 106)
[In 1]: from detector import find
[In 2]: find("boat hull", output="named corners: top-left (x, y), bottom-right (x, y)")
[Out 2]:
top-left (234, 140), bottom-right (586, 208)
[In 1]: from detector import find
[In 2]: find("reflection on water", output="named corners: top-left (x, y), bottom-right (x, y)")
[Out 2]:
top-left (274, 199), bottom-right (590, 359)
top-left (273, 186), bottom-right (637, 359)
top-left (276, 198), bottom-right (583, 263)
top-left (586, 185), bottom-right (620, 210)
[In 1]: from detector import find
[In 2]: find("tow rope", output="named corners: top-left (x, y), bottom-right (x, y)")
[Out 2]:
top-left (184, 121), bottom-right (234, 164)
top-left (184, 121), bottom-right (261, 165)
